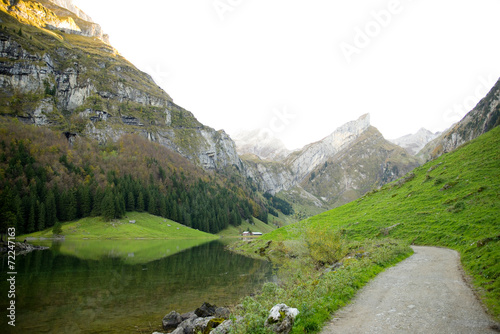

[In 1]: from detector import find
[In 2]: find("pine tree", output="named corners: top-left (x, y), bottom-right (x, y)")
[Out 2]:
top-left (126, 191), bottom-right (135, 211)
top-left (14, 195), bottom-right (24, 233)
top-left (27, 197), bottom-right (36, 233)
top-left (45, 190), bottom-right (57, 227)
top-left (91, 188), bottom-right (104, 217)
top-left (65, 189), bottom-right (77, 221)
top-left (137, 192), bottom-right (145, 212)
top-left (159, 197), bottom-right (167, 218)
top-left (52, 222), bottom-right (63, 236)
top-left (77, 186), bottom-right (92, 218)
top-left (38, 202), bottom-right (46, 231)
top-left (102, 189), bottom-right (115, 222)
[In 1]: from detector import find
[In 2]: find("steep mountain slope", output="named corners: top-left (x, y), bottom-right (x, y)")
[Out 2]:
top-left (303, 126), bottom-right (420, 208)
top-left (0, 1), bottom-right (242, 171)
top-left (389, 128), bottom-right (440, 155)
top-left (241, 153), bottom-right (295, 194)
top-left (419, 77), bottom-right (500, 161)
top-left (285, 114), bottom-right (371, 184)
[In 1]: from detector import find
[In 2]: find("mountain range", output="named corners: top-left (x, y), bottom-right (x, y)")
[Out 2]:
top-left (1, 0), bottom-right (499, 227)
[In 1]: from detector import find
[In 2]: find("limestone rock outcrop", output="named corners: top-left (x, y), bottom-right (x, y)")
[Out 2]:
top-left (0, 3), bottom-right (243, 171)
top-left (419, 77), bottom-right (500, 161)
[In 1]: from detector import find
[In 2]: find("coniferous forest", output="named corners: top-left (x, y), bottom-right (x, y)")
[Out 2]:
top-left (0, 119), bottom-right (270, 236)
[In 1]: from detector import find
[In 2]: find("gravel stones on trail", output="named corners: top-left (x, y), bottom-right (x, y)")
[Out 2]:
top-left (321, 246), bottom-right (499, 334)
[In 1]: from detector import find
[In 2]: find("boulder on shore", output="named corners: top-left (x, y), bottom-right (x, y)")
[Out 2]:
top-left (161, 302), bottom-right (231, 334)
top-left (195, 302), bottom-right (217, 318)
top-left (265, 304), bottom-right (299, 334)
top-left (162, 311), bottom-right (182, 330)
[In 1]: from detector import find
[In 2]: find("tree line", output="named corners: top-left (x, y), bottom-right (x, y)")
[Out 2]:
top-left (263, 192), bottom-right (294, 216)
top-left (0, 122), bottom-right (269, 236)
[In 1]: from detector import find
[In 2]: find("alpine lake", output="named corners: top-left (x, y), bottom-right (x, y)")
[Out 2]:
top-left (1, 238), bottom-right (274, 333)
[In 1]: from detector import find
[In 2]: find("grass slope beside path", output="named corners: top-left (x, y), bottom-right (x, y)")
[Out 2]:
top-left (230, 127), bottom-right (499, 333)
top-left (21, 212), bottom-right (219, 240)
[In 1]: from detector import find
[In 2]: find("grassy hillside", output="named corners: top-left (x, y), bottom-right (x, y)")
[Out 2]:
top-left (262, 126), bottom-right (500, 320)
top-left (21, 212), bottom-right (219, 240)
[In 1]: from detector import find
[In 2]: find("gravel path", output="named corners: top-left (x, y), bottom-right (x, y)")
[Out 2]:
top-left (321, 246), bottom-right (498, 334)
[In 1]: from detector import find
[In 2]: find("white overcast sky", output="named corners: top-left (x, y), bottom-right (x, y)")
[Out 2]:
top-left (74, 0), bottom-right (500, 150)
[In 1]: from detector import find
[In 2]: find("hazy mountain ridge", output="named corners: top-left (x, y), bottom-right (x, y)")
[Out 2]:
top-left (233, 129), bottom-right (291, 161)
top-left (389, 128), bottom-right (441, 155)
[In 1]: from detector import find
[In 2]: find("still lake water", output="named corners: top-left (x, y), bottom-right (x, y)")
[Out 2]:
top-left (1, 239), bottom-right (274, 333)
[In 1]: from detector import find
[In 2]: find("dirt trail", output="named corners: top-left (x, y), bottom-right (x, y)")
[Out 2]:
top-left (321, 246), bottom-right (498, 334)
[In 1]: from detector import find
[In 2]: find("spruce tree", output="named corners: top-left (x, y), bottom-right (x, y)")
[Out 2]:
top-left (137, 192), bottom-right (144, 212)
top-left (159, 197), bottom-right (167, 217)
top-left (27, 198), bottom-right (36, 233)
top-left (126, 191), bottom-right (135, 211)
top-left (102, 190), bottom-right (115, 222)
top-left (65, 189), bottom-right (77, 221)
top-left (37, 202), bottom-right (46, 231)
top-left (52, 222), bottom-right (63, 236)
top-left (45, 190), bottom-right (57, 227)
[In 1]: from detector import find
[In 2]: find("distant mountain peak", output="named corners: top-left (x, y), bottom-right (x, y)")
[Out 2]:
top-left (322, 113), bottom-right (370, 148)
top-left (233, 129), bottom-right (291, 161)
top-left (389, 128), bottom-right (440, 156)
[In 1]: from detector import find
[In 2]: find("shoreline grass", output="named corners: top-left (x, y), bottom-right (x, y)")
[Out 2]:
top-left (229, 236), bottom-right (412, 333)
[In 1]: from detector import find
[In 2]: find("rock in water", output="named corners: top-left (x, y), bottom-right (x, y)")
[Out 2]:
top-left (162, 311), bottom-right (182, 330)
top-left (265, 304), bottom-right (299, 334)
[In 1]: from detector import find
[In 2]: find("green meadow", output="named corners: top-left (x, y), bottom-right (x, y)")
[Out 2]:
top-left (230, 126), bottom-right (500, 333)
top-left (21, 212), bottom-right (219, 240)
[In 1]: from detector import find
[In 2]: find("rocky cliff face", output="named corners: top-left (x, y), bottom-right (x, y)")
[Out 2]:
top-left (303, 126), bottom-right (420, 208)
top-left (0, 4), bottom-right (242, 171)
top-left (419, 77), bottom-right (500, 161)
top-left (1, 0), bottom-right (109, 43)
top-left (285, 113), bottom-right (371, 184)
top-left (389, 128), bottom-right (440, 155)
top-left (241, 154), bottom-right (295, 194)
top-left (46, 0), bottom-right (93, 22)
